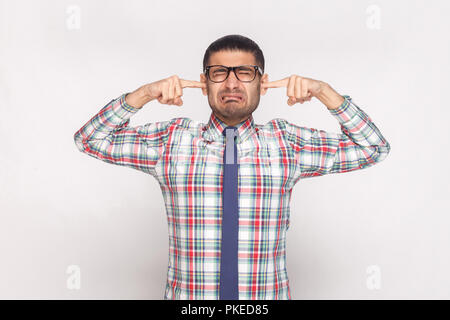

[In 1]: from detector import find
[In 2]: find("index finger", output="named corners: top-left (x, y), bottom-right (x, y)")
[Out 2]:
top-left (261, 77), bottom-right (289, 89)
top-left (180, 79), bottom-right (207, 89)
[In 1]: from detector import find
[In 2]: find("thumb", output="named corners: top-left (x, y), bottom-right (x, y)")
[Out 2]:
top-left (174, 97), bottom-right (183, 106)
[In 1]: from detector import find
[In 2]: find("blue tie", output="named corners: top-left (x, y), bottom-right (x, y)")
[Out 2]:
top-left (219, 126), bottom-right (239, 300)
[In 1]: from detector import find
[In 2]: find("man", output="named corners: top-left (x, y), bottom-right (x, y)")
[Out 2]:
top-left (74, 34), bottom-right (390, 300)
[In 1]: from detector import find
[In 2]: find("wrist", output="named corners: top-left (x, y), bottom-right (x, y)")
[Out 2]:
top-left (316, 82), bottom-right (345, 110)
top-left (125, 86), bottom-right (153, 109)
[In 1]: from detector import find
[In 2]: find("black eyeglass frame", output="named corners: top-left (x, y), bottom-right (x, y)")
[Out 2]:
top-left (204, 64), bottom-right (264, 83)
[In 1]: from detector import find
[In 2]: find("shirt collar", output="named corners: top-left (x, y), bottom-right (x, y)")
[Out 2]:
top-left (202, 111), bottom-right (258, 144)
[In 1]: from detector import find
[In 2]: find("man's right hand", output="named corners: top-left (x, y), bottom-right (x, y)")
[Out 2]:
top-left (146, 75), bottom-right (206, 106)
top-left (125, 75), bottom-right (206, 109)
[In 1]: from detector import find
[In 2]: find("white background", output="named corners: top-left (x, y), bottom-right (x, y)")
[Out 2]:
top-left (1, 0), bottom-right (448, 299)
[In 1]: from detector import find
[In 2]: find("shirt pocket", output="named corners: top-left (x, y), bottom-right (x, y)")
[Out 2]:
top-left (161, 151), bottom-right (195, 190)
top-left (242, 145), bottom-right (295, 192)
top-left (161, 150), bottom-right (222, 193)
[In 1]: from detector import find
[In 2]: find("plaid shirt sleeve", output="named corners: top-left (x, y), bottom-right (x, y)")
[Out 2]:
top-left (283, 95), bottom-right (390, 179)
top-left (73, 93), bottom-right (175, 176)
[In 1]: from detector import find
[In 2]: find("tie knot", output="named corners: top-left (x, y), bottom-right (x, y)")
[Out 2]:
top-left (222, 126), bottom-right (238, 138)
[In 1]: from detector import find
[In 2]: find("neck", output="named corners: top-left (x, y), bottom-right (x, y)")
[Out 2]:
top-left (215, 112), bottom-right (250, 127)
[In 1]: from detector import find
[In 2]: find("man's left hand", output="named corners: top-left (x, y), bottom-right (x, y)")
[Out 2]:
top-left (261, 75), bottom-right (326, 106)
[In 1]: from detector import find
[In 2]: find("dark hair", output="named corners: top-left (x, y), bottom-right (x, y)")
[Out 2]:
top-left (203, 34), bottom-right (265, 75)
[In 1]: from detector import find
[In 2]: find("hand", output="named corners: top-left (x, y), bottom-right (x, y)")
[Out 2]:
top-left (261, 75), bottom-right (325, 106)
top-left (145, 75), bottom-right (206, 106)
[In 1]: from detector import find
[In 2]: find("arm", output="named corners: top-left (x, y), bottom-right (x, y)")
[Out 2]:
top-left (283, 95), bottom-right (391, 179)
top-left (73, 92), bottom-right (175, 176)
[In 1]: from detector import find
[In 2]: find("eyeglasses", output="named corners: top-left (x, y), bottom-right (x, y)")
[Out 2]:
top-left (204, 64), bottom-right (263, 83)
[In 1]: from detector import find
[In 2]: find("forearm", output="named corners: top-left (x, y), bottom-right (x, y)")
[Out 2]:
top-left (316, 82), bottom-right (345, 110)
top-left (328, 95), bottom-right (391, 168)
top-left (125, 85), bottom-right (155, 109)
top-left (291, 95), bottom-right (390, 178)
top-left (74, 93), bottom-right (138, 153)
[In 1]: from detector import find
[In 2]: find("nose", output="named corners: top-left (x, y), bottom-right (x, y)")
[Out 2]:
top-left (224, 69), bottom-right (240, 89)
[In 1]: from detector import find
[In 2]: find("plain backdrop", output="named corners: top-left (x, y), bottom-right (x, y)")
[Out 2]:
top-left (1, 0), bottom-right (449, 299)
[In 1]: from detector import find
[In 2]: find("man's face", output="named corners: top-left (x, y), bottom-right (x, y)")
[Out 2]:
top-left (200, 50), bottom-right (269, 126)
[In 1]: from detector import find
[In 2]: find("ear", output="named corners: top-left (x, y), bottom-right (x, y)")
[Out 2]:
top-left (260, 73), bottom-right (269, 96)
top-left (200, 73), bottom-right (208, 96)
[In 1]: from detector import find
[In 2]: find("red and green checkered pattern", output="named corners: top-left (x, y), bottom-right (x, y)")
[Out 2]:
top-left (74, 93), bottom-right (390, 299)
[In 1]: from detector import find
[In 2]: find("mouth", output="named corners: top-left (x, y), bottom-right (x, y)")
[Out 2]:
top-left (221, 95), bottom-right (244, 103)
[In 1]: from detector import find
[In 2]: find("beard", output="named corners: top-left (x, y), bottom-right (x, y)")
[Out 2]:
top-left (209, 98), bottom-right (259, 125)
top-left (208, 87), bottom-right (260, 125)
